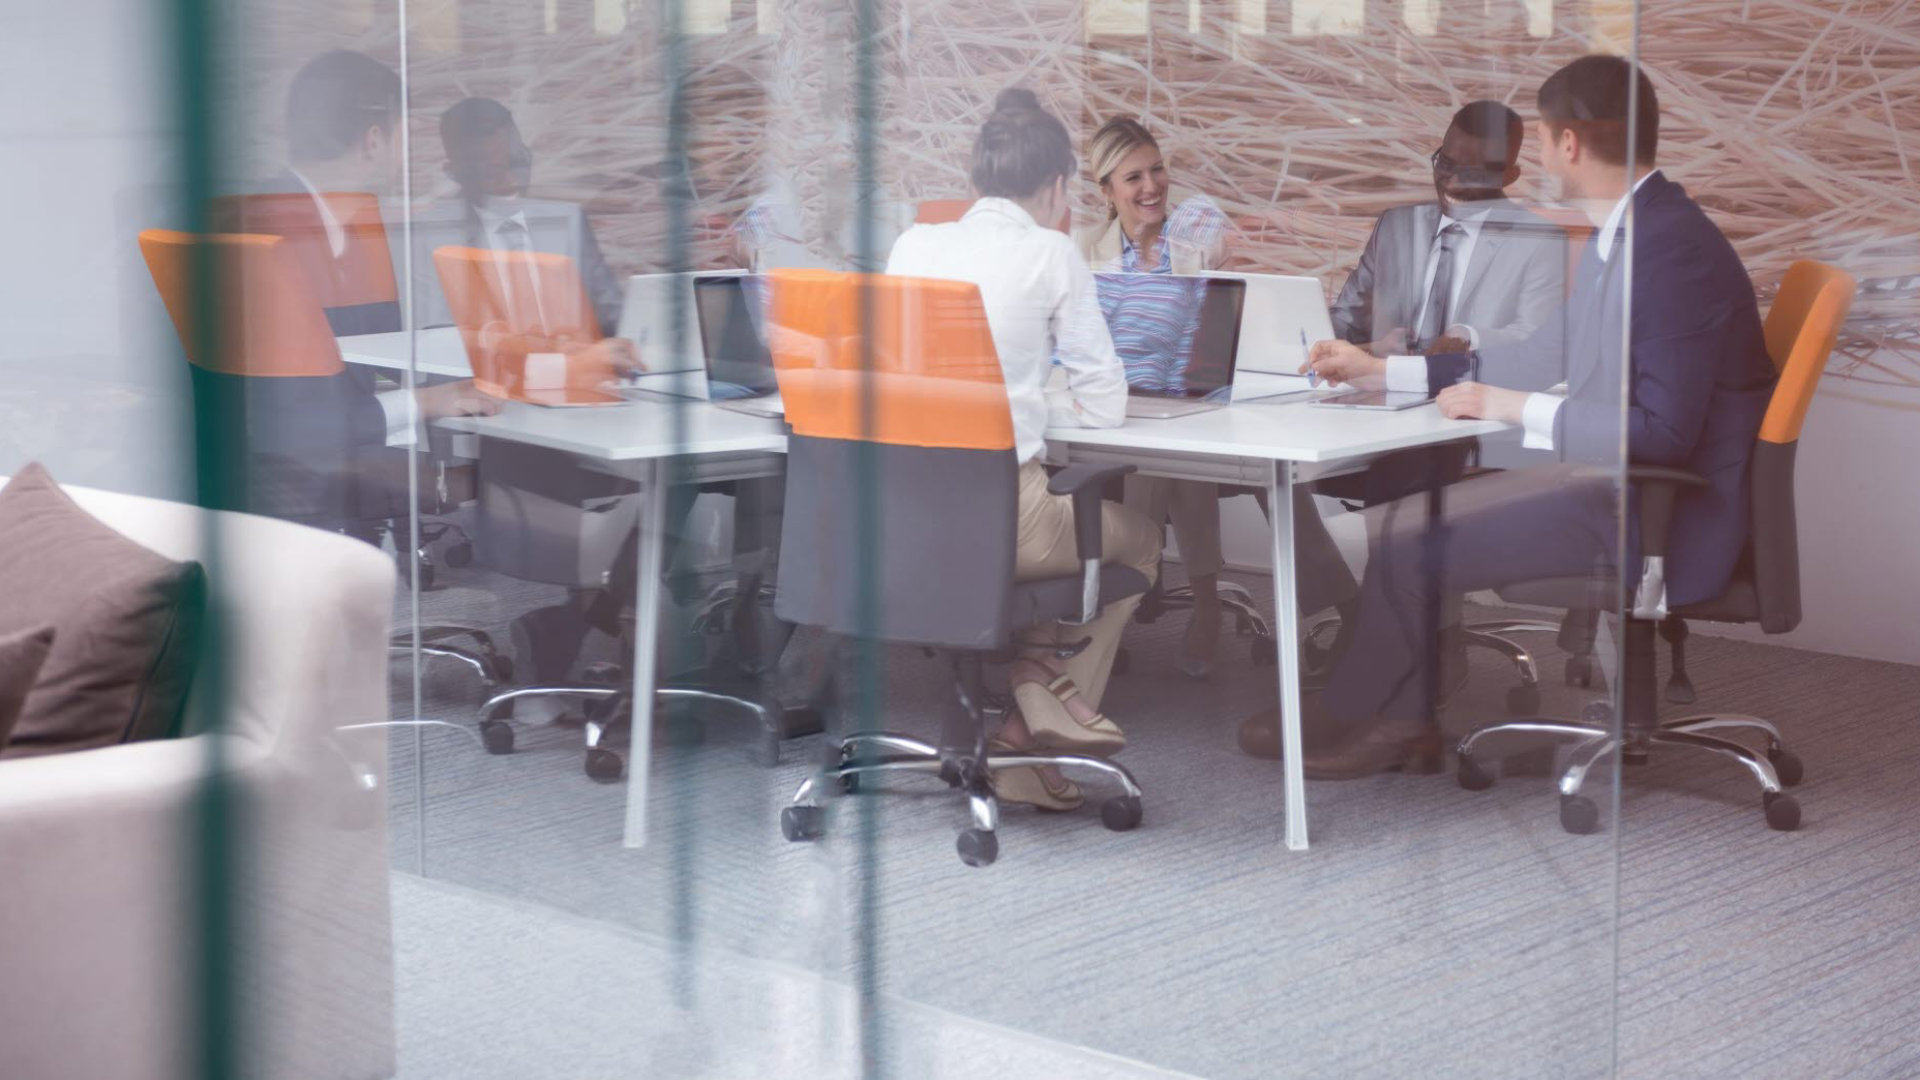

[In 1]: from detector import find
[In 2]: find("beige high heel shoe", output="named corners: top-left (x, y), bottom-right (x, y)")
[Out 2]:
top-left (987, 739), bottom-right (1084, 811)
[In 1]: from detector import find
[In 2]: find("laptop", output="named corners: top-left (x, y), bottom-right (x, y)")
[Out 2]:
top-left (609, 272), bottom-right (785, 418)
top-left (1215, 272), bottom-right (1342, 405)
top-left (1093, 274), bottom-right (1247, 419)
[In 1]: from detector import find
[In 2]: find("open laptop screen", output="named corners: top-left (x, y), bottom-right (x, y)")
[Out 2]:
top-left (1093, 273), bottom-right (1245, 401)
top-left (693, 275), bottom-right (779, 399)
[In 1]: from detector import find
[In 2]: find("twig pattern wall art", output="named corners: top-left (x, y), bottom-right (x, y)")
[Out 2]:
top-left (234, 0), bottom-right (1919, 400)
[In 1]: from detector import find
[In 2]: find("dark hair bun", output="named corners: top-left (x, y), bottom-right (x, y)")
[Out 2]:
top-left (993, 87), bottom-right (1043, 114)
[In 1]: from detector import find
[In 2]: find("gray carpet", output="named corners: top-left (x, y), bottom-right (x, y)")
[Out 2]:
top-left (383, 562), bottom-right (1920, 1080)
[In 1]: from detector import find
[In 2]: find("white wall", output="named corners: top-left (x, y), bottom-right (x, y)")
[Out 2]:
top-left (0, 0), bottom-right (196, 501)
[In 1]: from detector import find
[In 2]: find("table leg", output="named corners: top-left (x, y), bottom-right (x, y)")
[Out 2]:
top-left (1267, 460), bottom-right (1309, 851)
top-left (623, 459), bottom-right (668, 848)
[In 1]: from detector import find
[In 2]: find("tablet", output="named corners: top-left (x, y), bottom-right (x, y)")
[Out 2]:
top-left (1308, 389), bottom-right (1432, 411)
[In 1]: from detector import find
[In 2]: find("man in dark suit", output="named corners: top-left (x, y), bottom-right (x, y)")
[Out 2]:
top-left (1329, 100), bottom-right (1565, 358)
top-left (211, 50), bottom-right (496, 532)
top-left (1242, 55), bottom-right (1776, 775)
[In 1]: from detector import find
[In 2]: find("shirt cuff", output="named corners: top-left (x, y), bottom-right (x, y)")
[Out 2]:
top-left (1447, 322), bottom-right (1480, 350)
top-left (377, 388), bottom-right (423, 449)
top-left (1384, 356), bottom-right (1428, 393)
top-left (1521, 392), bottom-right (1564, 451)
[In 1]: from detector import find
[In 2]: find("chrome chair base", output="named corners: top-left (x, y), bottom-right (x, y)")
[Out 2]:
top-left (389, 626), bottom-right (510, 700)
top-left (1456, 708), bottom-right (1805, 834)
top-left (476, 681), bottom-right (781, 783)
top-left (1139, 581), bottom-right (1278, 667)
top-left (779, 730), bottom-right (1146, 867)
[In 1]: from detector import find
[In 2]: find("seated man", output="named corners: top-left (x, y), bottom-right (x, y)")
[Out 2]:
top-left (213, 50), bottom-right (498, 532)
top-left (407, 97), bottom-right (625, 337)
top-left (1329, 99), bottom-right (1565, 358)
top-left (1241, 55), bottom-right (1776, 775)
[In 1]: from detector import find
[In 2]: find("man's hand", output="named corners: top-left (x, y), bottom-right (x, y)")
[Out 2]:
top-left (578, 337), bottom-right (643, 376)
top-left (1423, 333), bottom-right (1472, 356)
top-left (1435, 381), bottom-right (1528, 424)
top-left (415, 379), bottom-right (502, 420)
top-left (1304, 339), bottom-right (1387, 388)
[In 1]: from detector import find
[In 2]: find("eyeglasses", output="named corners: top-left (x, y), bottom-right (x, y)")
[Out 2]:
top-left (1431, 148), bottom-right (1505, 184)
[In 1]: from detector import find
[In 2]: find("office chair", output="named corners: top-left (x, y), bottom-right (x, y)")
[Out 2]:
top-left (138, 228), bottom-right (508, 705)
top-left (430, 245), bottom-right (780, 780)
top-left (1454, 259), bottom-right (1855, 833)
top-left (766, 270), bottom-right (1148, 868)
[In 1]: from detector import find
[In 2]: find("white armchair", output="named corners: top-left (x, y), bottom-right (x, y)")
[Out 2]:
top-left (0, 478), bottom-right (397, 1080)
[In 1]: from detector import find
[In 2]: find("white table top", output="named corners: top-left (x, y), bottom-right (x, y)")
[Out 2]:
top-left (350, 335), bottom-right (1507, 466)
top-left (1046, 372), bottom-right (1508, 464)
top-left (338, 327), bottom-right (472, 379)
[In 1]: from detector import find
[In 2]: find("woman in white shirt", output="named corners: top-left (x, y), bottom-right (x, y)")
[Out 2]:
top-left (886, 89), bottom-right (1161, 812)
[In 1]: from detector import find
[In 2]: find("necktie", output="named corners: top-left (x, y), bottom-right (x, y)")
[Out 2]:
top-left (493, 217), bottom-right (547, 335)
top-left (1415, 222), bottom-right (1465, 352)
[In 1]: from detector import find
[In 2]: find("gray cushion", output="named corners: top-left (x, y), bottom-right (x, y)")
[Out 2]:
top-left (0, 463), bottom-right (204, 758)
top-left (0, 624), bottom-right (55, 753)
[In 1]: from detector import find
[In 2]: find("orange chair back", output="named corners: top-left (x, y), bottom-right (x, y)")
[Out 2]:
top-left (432, 245), bottom-right (609, 402)
top-left (1758, 260), bottom-right (1855, 445)
top-left (766, 269), bottom-right (1015, 452)
top-left (210, 192), bottom-right (398, 311)
top-left (138, 228), bottom-right (344, 377)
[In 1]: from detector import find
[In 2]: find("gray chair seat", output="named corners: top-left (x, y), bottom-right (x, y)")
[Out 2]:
top-left (1496, 575), bottom-right (1619, 611)
top-left (1009, 566), bottom-right (1152, 632)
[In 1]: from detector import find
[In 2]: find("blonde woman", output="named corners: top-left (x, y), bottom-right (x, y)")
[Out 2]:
top-left (1077, 117), bottom-right (1231, 677)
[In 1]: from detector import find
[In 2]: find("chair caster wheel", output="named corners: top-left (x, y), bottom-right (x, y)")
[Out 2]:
top-left (480, 719), bottom-right (515, 755)
top-left (1112, 648), bottom-right (1131, 676)
top-left (1101, 795), bottom-right (1143, 832)
top-left (1565, 655), bottom-right (1594, 687)
top-left (442, 541), bottom-right (473, 568)
top-left (956, 828), bottom-right (998, 867)
top-left (1253, 636), bottom-right (1279, 669)
top-left (1763, 791), bottom-right (1801, 831)
top-left (1457, 755), bottom-right (1494, 791)
top-left (1559, 794), bottom-right (1601, 835)
top-left (840, 771), bottom-right (862, 795)
top-left (1768, 748), bottom-right (1804, 787)
top-left (1506, 683), bottom-right (1542, 716)
top-left (585, 748), bottom-right (624, 783)
top-left (781, 805), bottom-right (824, 842)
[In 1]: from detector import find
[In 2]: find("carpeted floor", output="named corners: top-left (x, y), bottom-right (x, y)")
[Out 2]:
top-left (383, 561), bottom-right (1920, 1080)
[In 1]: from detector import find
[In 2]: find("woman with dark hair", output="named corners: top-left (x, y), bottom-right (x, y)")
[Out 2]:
top-left (885, 89), bottom-right (1161, 811)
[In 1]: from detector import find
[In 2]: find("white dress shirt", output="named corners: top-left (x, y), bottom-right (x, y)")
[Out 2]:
top-left (1387, 171), bottom-right (1661, 451)
top-left (291, 170), bottom-right (421, 447)
top-left (884, 198), bottom-right (1127, 464)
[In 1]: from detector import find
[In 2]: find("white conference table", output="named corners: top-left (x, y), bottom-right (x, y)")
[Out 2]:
top-left (341, 332), bottom-right (1507, 851)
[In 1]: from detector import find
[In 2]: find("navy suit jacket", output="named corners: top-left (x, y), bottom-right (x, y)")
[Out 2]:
top-left (1425, 172), bottom-right (1776, 607)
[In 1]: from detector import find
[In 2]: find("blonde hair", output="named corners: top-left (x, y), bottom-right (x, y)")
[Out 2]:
top-left (1087, 117), bottom-right (1159, 220)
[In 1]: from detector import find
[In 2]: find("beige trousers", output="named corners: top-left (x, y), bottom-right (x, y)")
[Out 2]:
top-left (1122, 476), bottom-right (1224, 579)
top-left (1014, 462), bottom-right (1162, 711)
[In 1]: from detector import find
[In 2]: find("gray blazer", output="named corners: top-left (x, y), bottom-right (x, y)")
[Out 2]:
top-left (1328, 197), bottom-right (1565, 354)
top-left (397, 196), bottom-right (624, 336)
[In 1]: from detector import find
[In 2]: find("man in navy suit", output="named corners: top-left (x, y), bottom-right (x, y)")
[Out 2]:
top-left (1240, 55), bottom-right (1776, 775)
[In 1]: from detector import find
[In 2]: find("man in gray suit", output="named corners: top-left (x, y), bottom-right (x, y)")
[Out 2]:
top-left (402, 97), bottom-right (626, 336)
top-left (1329, 100), bottom-right (1564, 360)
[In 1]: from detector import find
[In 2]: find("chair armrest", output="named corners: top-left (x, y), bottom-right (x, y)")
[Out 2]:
top-left (1628, 465), bottom-right (1706, 559)
top-left (1047, 463), bottom-right (1137, 562)
top-left (1046, 463), bottom-right (1137, 624)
